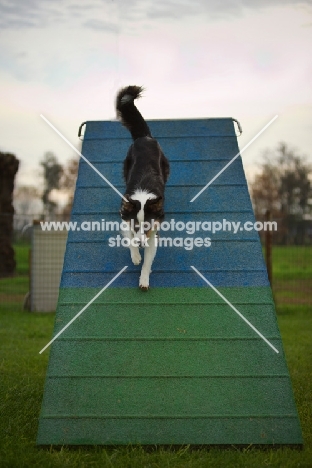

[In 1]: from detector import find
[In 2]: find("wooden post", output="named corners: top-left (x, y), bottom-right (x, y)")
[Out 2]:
top-left (265, 210), bottom-right (272, 286)
top-left (0, 152), bottom-right (19, 277)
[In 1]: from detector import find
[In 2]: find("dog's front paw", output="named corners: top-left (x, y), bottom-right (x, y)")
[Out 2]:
top-left (139, 272), bottom-right (150, 291)
top-left (131, 250), bottom-right (141, 265)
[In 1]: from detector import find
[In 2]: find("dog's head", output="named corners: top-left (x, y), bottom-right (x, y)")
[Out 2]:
top-left (120, 193), bottom-right (164, 238)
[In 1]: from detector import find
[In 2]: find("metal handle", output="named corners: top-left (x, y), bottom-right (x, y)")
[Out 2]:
top-left (78, 121), bottom-right (87, 139)
top-left (232, 118), bottom-right (242, 136)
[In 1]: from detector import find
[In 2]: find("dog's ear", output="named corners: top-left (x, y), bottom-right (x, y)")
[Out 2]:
top-left (146, 196), bottom-right (163, 212)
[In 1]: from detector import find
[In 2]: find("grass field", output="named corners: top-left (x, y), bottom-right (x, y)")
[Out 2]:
top-left (272, 246), bottom-right (312, 305)
top-left (0, 244), bottom-right (311, 467)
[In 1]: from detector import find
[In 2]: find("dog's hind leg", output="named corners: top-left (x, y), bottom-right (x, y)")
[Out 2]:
top-left (139, 230), bottom-right (158, 290)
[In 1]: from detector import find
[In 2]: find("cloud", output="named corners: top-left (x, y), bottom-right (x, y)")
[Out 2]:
top-left (0, 0), bottom-right (311, 187)
top-left (0, 0), bottom-right (66, 29)
top-left (0, 0), bottom-right (311, 31)
top-left (83, 19), bottom-right (120, 33)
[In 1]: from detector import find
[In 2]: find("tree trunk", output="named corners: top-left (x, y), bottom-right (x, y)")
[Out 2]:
top-left (0, 152), bottom-right (19, 277)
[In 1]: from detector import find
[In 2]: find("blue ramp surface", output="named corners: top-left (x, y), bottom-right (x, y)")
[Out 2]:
top-left (37, 118), bottom-right (302, 445)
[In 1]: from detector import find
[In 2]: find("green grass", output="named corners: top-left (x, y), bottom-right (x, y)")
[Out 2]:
top-left (0, 304), bottom-right (311, 467)
top-left (0, 243), bottom-right (30, 312)
top-left (0, 244), bottom-right (311, 466)
top-left (271, 246), bottom-right (312, 305)
top-left (272, 246), bottom-right (312, 281)
top-left (14, 242), bottom-right (31, 276)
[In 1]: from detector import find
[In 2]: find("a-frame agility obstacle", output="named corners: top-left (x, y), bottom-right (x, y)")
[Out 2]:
top-left (37, 118), bottom-right (302, 445)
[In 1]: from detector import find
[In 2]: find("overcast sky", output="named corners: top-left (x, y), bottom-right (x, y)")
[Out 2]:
top-left (1, 0), bottom-right (311, 186)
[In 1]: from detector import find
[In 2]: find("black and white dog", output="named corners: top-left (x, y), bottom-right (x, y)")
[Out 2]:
top-left (116, 86), bottom-right (170, 290)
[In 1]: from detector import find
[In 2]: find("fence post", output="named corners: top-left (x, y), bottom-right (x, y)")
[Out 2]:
top-left (265, 209), bottom-right (272, 286)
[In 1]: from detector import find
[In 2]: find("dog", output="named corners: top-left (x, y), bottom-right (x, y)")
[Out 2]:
top-left (116, 85), bottom-right (170, 290)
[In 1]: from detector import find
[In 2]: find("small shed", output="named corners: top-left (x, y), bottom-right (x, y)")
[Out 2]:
top-left (31, 225), bottom-right (67, 312)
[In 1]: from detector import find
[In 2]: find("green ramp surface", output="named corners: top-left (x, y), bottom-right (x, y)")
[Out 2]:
top-left (37, 118), bottom-right (303, 445)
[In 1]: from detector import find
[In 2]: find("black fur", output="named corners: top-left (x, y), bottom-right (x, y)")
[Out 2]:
top-left (116, 86), bottom-right (151, 141)
top-left (116, 85), bottom-right (170, 226)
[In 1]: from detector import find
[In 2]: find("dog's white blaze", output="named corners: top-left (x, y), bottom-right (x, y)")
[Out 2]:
top-left (130, 189), bottom-right (157, 228)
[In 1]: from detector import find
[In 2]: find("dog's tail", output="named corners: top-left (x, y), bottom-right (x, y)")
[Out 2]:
top-left (116, 85), bottom-right (152, 141)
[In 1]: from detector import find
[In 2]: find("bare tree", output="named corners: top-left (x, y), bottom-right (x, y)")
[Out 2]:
top-left (277, 143), bottom-right (311, 217)
top-left (251, 160), bottom-right (281, 218)
top-left (40, 152), bottom-right (63, 219)
top-left (251, 142), bottom-right (312, 244)
top-left (14, 185), bottom-right (41, 215)
top-left (60, 157), bottom-right (79, 219)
